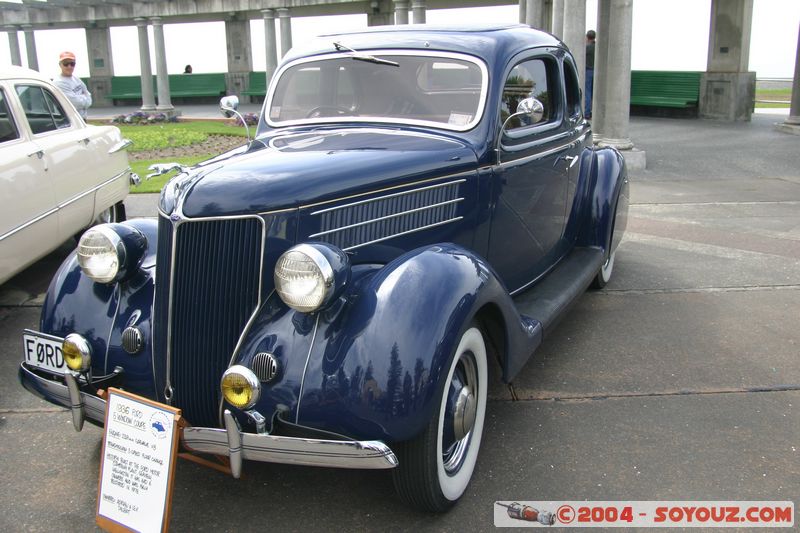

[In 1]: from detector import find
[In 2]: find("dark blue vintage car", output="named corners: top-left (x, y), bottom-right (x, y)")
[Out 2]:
top-left (20, 24), bottom-right (628, 512)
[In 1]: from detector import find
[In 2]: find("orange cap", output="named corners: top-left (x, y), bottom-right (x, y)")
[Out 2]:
top-left (59, 51), bottom-right (76, 63)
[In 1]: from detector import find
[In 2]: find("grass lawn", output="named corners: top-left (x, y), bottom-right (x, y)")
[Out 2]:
top-left (131, 156), bottom-right (211, 193)
top-left (92, 120), bottom-right (249, 193)
top-left (755, 88), bottom-right (791, 108)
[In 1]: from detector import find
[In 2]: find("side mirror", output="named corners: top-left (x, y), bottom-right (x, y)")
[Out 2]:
top-left (219, 95), bottom-right (252, 144)
top-left (516, 97), bottom-right (545, 125)
top-left (220, 95), bottom-right (239, 118)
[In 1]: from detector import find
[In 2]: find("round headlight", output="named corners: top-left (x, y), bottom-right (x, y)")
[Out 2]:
top-left (221, 365), bottom-right (261, 410)
top-left (274, 244), bottom-right (340, 313)
top-left (63, 333), bottom-right (92, 372)
top-left (77, 225), bottom-right (123, 283)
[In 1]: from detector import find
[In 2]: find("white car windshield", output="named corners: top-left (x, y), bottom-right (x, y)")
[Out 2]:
top-left (266, 51), bottom-right (487, 131)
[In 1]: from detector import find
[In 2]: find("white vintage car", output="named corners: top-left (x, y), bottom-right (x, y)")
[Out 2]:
top-left (0, 66), bottom-right (134, 285)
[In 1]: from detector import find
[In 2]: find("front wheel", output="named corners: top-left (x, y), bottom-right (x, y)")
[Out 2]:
top-left (392, 325), bottom-right (488, 512)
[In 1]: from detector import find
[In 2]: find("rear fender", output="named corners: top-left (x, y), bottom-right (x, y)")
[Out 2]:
top-left (578, 147), bottom-right (629, 254)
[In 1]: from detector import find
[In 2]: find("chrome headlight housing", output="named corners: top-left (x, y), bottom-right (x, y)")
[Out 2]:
top-left (221, 365), bottom-right (261, 410)
top-left (77, 224), bottom-right (146, 284)
top-left (63, 333), bottom-right (92, 372)
top-left (274, 243), bottom-right (350, 313)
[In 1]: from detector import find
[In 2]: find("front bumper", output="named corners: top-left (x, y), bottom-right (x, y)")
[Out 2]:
top-left (19, 363), bottom-right (398, 475)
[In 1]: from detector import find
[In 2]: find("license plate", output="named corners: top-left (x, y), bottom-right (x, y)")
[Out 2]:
top-left (22, 330), bottom-right (66, 374)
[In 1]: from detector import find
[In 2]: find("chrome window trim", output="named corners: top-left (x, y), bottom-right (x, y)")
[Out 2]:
top-left (497, 133), bottom-right (587, 170)
top-left (160, 211), bottom-right (268, 405)
top-left (0, 167), bottom-right (130, 243)
top-left (265, 50), bottom-right (489, 132)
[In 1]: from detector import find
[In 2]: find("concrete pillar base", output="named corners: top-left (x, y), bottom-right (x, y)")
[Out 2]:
top-left (155, 106), bottom-right (180, 118)
top-left (140, 104), bottom-right (157, 112)
top-left (774, 122), bottom-right (800, 136)
top-left (595, 138), bottom-right (646, 171)
top-left (700, 72), bottom-right (756, 121)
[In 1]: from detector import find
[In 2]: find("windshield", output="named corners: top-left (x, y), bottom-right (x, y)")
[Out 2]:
top-left (266, 51), bottom-right (488, 131)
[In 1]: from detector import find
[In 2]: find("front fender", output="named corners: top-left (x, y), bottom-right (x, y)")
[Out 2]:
top-left (240, 244), bottom-right (539, 443)
top-left (38, 218), bottom-right (159, 400)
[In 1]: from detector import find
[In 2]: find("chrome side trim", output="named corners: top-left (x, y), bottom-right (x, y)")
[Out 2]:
top-left (497, 138), bottom-right (581, 170)
top-left (108, 139), bottom-right (133, 154)
top-left (310, 178), bottom-right (466, 216)
top-left (301, 171), bottom-right (473, 211)
top-left (183, 411), bottom-right (398, 471)
top-left (309, 198), bottom-right (464, 238)
top-left (0, 168), bottom-right (130, 243)
top-left (342, 216), bottom-right (463, 252)
top-left (296, 313), bottom-right (321, 424)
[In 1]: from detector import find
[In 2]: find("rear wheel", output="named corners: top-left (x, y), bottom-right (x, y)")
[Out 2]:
top-left (591, 248), bottom-right (615, 289)
top-left (392, 325), bottom-right (488, 512)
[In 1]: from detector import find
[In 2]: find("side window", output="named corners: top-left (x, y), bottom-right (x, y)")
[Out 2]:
top-left (0, 89), bottom-right (20, 144)
top-left (563, 59), bottom-right (582, 119)
top-left (501, 57), bottom-right (558, 131)
top-left (16, 84), bottom-right (71, 134)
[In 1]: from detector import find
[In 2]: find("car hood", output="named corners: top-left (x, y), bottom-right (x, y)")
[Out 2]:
top-left (173, 128), bottom-right (478, 218)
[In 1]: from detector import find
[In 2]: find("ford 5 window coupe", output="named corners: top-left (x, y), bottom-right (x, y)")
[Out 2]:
top-left (20, 24), bottom-right (628, 512)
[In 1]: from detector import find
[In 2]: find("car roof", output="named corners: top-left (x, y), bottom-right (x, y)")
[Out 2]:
top-left (284, 23), bottom-right (563, 64)
top-left (0, 65), bottom-right (55, 85)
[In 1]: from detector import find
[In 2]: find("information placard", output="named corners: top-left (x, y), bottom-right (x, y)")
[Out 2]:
top-left (96, 388), bottom-right (182, 533)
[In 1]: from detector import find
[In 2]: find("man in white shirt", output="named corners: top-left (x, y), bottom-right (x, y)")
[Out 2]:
top-left (53, 51), bottom-right (92, 119)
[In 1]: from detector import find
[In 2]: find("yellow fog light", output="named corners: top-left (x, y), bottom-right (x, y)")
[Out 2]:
top-left (62, 333), bottom-right (92, 372)
top-left (221, 365), bottom-right (261, 410)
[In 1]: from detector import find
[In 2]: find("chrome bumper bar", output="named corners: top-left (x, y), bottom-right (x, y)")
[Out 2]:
top-left (20, 364), bottom-right (398, 475)
top-left (182, 410), bottom-right (398, 477)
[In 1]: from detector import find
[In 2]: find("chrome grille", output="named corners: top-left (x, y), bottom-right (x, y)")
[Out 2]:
top-left (310, 179), bottom-right (464, 251)
top-left (155, 215), bottom-right (264, 427)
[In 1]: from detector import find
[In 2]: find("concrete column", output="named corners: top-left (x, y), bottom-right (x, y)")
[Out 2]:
top-left (777, 23), bottom-right (800, 134)
top-left (592, 0), bottom-right (610, 137)
top-left (5, 26), bottom-right (21, 67)
top-left (394, 0), bottom-right (409, 25)
top-left (21, 25), bottom-right (38, 71)
top-left (542, 0), bottom-right (553, 33)
top-left (86, 26), bottom-right (114, 107)
top-left (562, 0), bottom-right (586, 95)
top-left (597, 0), bottom-right (645, 170)
top-left (262, 9), bottom-right (278, 86)
top-left (368, 0), bottom-right (394, 26)
top-left (150, 17), bottom-right (174, 112)
top-left (551, 0), bottom-right (565, 39)
top-left (225, 18), bottom-right (252, 101)
top-left (700, 0), bottom-right (756, 121)
top-left (135, 18), bottom-right (156, 112)
top-left (277, 8), bottom-right (292, 57)
top-left (519, 0), bottom-right (526, 24)
top-left (411, 0), bottom-right (426, 24)
top-left (525, 0), bottom-right (545, 29)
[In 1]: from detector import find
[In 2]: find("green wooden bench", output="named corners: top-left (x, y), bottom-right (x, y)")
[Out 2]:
top-left (108, 73), bottom-right (226, 101)
top-left (168, 73), bottom-right (226, 97)
top-left (108, 76), bottom-right (149, 100)
top-left (630, 71), bottom-right (702, 108)
top-left (242, 71), bottom-right (268, 96)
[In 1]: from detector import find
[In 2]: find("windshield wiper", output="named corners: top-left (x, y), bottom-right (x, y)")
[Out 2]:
top-left (333, 42), bottom-right (400, 67)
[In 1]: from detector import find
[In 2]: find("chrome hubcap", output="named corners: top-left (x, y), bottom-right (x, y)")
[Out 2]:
top-left (453, 386), bottom-right (476, 441)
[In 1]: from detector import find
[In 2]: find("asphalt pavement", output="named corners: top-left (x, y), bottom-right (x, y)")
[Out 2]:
top-left (0, 110), bottom-right (798, 532)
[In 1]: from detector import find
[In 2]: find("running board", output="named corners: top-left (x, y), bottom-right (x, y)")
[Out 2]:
top-left (513, 247), bottom-right (604, 336)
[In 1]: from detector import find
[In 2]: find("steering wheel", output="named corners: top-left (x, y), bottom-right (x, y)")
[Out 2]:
top-left (306, 105), bottom-right (356, 118)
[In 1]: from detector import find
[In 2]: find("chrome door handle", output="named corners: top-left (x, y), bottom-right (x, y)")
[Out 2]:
top-left (554, 155), bottom-right (578, 168)
top-left (27, 149), bottom-right (44, 159)
top-left (78, 138), bottom-right (90, 146)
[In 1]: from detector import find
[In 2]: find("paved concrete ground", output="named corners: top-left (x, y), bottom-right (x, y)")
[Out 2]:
top-left (0, 112), bottom-right (798, 532)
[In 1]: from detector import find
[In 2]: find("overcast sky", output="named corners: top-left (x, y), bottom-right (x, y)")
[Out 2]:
top-left (2, 0), bottom-right (798, 79)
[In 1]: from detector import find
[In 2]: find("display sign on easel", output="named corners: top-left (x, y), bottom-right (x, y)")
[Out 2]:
top-left (96, 388), bottom-right (182, 533)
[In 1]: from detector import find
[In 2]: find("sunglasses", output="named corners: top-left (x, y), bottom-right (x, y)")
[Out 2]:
top-left (61, 61), bottom-right (76, 67)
